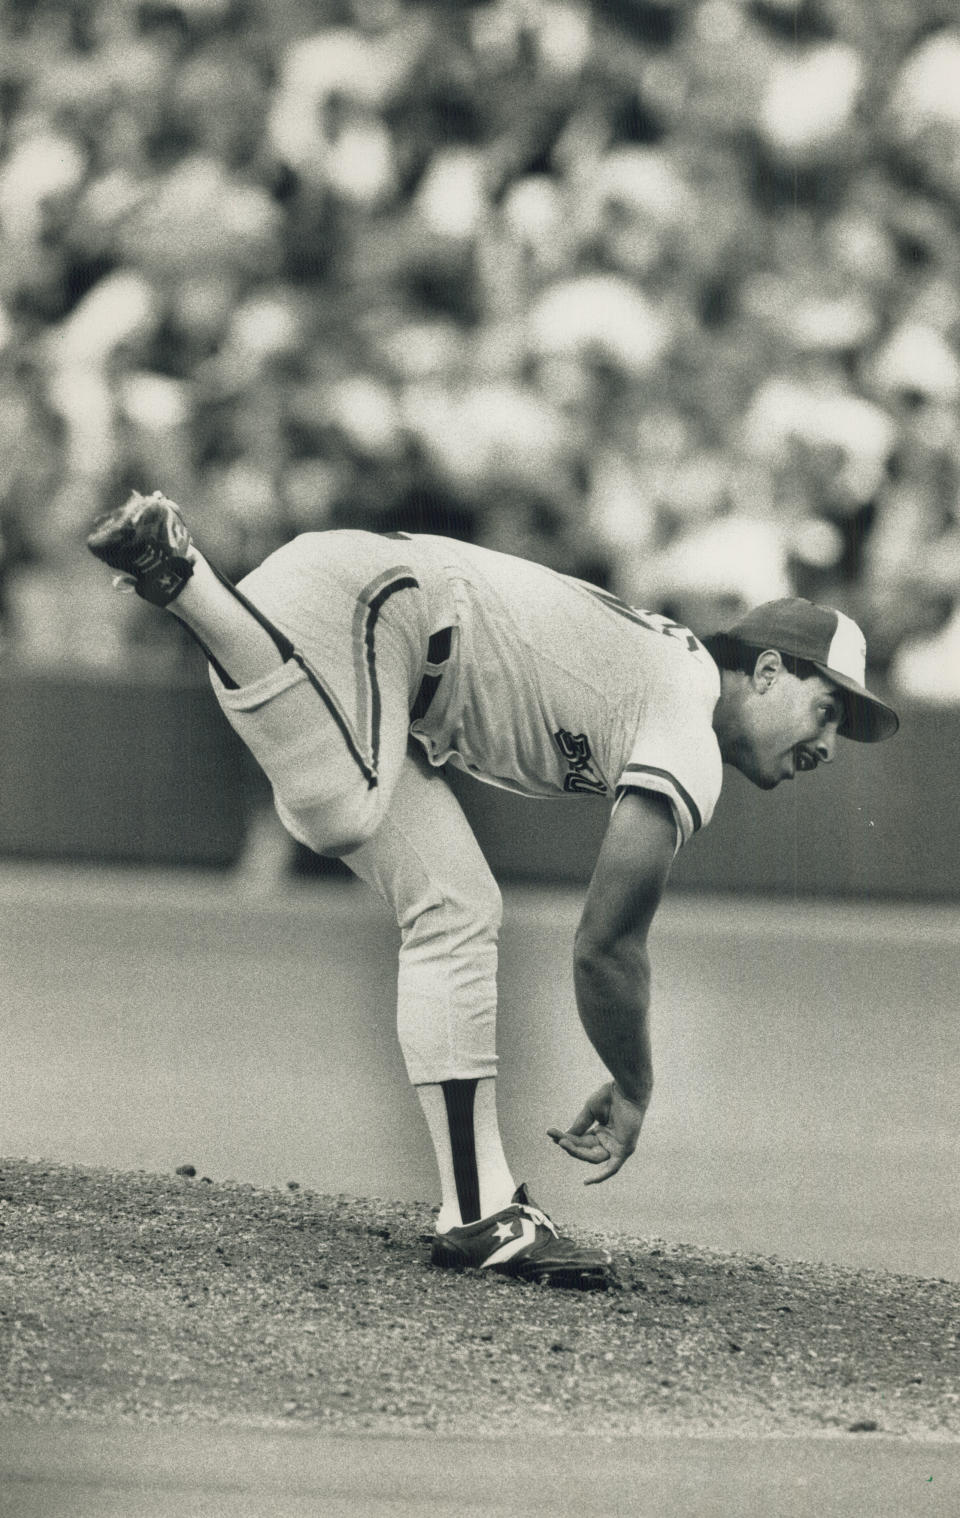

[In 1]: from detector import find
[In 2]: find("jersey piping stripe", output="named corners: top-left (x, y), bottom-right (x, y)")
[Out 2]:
top-left (203, 560), bottom-right (378, 786)
top-left (619, 764), bottom-right (703, 833)
top-left (293, 573), bottom-right (419, 791)
top-left (362, 575), bottom-right (419, 776)
top-left (292, 652), bottom-right (378, 789)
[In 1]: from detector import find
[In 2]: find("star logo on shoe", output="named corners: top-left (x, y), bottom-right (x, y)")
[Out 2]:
top-left (493, 1220), bottom-right (518, 1244)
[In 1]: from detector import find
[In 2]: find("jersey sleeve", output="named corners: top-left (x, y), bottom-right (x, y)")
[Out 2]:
top-left (615, 659), bottom-right (723, 850)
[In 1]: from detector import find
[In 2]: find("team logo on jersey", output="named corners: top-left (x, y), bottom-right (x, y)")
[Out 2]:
top-left (553, 729), bottom-right (608, 795)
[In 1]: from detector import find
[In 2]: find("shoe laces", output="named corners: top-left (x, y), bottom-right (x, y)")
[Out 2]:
top-left (517, 1201), bottom-right (558, 1238)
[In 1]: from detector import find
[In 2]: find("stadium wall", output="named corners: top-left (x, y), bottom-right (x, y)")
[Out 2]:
top-left (3, 668), bottom-right (948, 899)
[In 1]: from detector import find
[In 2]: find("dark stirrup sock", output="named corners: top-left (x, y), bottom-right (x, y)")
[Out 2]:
top-left (440, 1079), bottom-right (482, 1224)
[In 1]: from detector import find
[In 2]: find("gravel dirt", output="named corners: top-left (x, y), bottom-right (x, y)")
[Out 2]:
top-left (1, 1159), bottom-right (958, 1442)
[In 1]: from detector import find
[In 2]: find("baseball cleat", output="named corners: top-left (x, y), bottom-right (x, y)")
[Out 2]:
top-left (86, 490), bottom-right (195, 606)
top-left (430, 1184), bottom-right (614, 1289)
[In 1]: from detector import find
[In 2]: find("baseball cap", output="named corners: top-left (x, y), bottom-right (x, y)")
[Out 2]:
top-left (721, 598), bottom-right (899, 743)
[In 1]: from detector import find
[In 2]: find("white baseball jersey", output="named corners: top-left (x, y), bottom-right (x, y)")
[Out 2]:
top-left (214, 527), bottom-right (724, 1092)
top-left (401, 535), bottom-right (723, 849)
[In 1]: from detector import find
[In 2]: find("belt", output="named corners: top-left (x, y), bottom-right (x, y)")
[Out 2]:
top-left (411, 625), bottom-right (453, 720)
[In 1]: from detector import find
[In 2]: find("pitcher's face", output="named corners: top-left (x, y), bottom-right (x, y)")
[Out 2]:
top-left (732, 659), bottom-right (844, 790)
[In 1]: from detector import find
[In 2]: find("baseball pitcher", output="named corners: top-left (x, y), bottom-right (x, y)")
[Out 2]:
top-left (87, 492), bottom-right (898, 1289)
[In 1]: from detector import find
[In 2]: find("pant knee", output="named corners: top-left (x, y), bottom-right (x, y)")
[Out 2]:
top-left (460, 872), bottom-right (502, 945)
top-left (275, 785), bottom-right (382, 858)
top-left (403, 868), bottom-right (502, 954)
top-left (214, 660), bottom-right (400, 857)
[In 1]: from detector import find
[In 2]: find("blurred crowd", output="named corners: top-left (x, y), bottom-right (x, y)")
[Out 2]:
top-left (1, 0), bottom-right (959, 699)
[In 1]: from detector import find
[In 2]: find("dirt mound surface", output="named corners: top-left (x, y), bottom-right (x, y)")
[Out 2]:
top-left (1, 1160), bottom-right (957, 1439)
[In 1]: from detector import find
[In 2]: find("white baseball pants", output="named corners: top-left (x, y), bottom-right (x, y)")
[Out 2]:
top-left (209, 532), bottom-right (502, 1086)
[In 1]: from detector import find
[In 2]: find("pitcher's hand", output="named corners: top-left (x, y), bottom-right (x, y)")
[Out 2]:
top-left (547, 1081), bottom-right (645, 1184)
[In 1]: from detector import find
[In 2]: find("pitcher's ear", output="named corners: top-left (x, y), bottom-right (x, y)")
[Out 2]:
top-left (751, 648), bottom-right (782, 691)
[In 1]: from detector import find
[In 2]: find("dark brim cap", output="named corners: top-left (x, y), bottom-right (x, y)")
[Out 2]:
top-left (721, 598), bottom-right (900, 743)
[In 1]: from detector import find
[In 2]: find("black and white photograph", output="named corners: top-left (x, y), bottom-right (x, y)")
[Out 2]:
top-left (1, 0), bottom-right (958, 1512)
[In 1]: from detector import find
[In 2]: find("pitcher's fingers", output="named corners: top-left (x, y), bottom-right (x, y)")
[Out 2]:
top-left (550, 1131), bottom-right (611, 1165)
top-left (566, 1100), bottom-right (602, 1137)
top-left (547, 1121), bottom-right (599, 1144)
top-left (583, 1151), bottom-right (627, 1185)
top-left (549, 1133), bottom-right (592, 1161)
